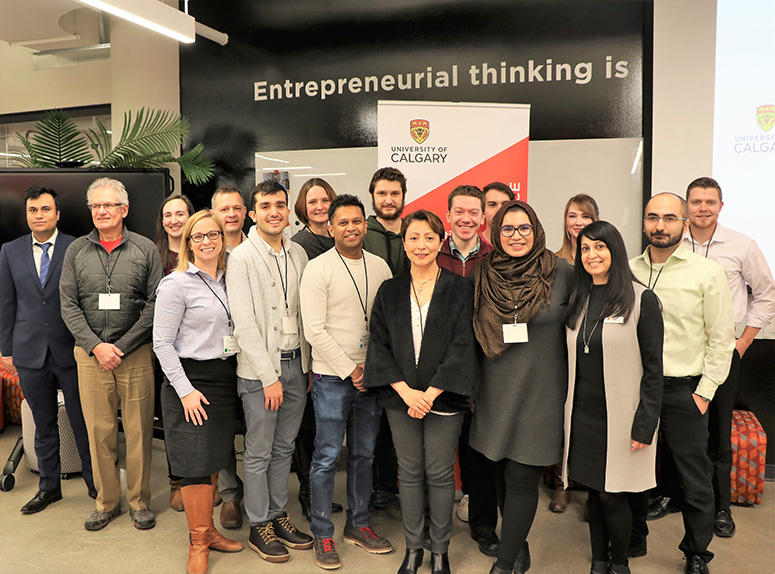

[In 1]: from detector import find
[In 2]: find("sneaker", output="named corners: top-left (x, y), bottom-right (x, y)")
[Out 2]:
top-left (343, 522), bottom-right (393, 554)
top-left (84, 506), bottom-right (121, 531)
top-left (714, 508), bottom-right (736, 538)
top-left (249, 520), bottom-right (290, 563)
top-left (272, 512), bottom-right (313, 549)
top-left (313, 537), bottom-right (342, 570)
top-left (130, 507), bottom-right (156, 530)
top-left (456, 494), bottom-right (470, 522)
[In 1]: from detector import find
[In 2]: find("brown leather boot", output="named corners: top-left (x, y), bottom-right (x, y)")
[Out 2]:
top-left (220, 501), bottom-right (242, 529)
top-left (181, 484), bottom-right (212, 574)
top-left (209, 518), bottom-right (244, 553)
top-left (548, 487), bottom-right (570, 513)
top-left (170, 479), bottom-right (184, 512)
top-left (211, 472), bottom-right (222, 508)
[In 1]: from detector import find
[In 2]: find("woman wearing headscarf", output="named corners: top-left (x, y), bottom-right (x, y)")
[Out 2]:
top-left (471, 201), bottom-right (574, 574)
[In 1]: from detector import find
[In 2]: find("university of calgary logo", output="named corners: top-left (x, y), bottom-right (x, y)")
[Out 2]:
top-left (756, 105), bottom-right (775, 132)
top-left (410, 119), bottom-right (430, 144)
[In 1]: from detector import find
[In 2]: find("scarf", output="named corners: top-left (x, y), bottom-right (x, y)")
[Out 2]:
top-left (473, 200), bottom-right (557, 359)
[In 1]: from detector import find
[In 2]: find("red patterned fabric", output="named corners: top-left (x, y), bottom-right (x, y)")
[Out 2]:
top-left (0, 363), bottom-right (24, 425)
top-left (730, 409), bottom-right (767, 505)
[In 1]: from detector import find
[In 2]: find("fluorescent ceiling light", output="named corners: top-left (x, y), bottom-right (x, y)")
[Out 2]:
top-left (74, 0), bottom-right (196, 43)
top-left (254, 153), bottom-right (289, 164)
top-left (292, 172), bottom-right (347, 177)
top-left (261, 166), bottom-right (311, 171)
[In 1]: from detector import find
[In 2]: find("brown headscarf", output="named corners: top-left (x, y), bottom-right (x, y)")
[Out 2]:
top-left (473, 200), bottom-right (558, 359)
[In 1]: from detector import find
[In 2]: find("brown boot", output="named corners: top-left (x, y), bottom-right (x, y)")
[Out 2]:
top-left (209, 518), bottom-right (244, 553)
top-left (170, 479), bottom-right (184, 512)
top-left (220, 501), bottom-right (242, 529)
top-left (548, 487), bottom-right (570, 513)
top-left (211, 472), bottom-right (223, 508)
top-left (181, 484), bottom-right (212, 574)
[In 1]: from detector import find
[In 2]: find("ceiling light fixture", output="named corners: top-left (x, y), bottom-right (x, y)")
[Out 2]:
top-left (73, 0), bottom-right (196, 43)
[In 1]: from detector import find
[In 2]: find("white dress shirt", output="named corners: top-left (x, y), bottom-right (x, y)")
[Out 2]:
top-left (682, 224), bottom-right (775, 333)
top-left (32, 228), bottom-right (58, 276)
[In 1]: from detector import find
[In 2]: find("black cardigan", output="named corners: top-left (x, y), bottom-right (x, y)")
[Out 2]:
top-left (364, 268), bottom-right (477, 412)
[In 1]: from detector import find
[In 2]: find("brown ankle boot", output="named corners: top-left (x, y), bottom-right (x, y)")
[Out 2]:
top-left (209, 519), bottom-right (244, 553)
top-left (548, 487), bottom-right (570, 513)
top-left (170, 479), bottom-right (184, 512)
top-left (181, 484), bottom-right (213, 574)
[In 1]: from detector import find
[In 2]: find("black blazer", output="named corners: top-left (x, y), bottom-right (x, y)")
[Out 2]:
top-left (364, 268), bottom-right (477, 412)
top-left (0, 232), bottom-right (76, 369)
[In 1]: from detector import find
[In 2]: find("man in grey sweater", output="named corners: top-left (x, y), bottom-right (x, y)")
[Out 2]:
top-left (60, 177), bottom-right (162, 532)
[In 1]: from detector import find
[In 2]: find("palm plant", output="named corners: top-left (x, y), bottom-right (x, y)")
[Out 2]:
top-left (14, 108), bottom-right (214, 185)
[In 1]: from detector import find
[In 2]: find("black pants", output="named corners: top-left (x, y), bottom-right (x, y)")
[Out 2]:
top-left (293, 390), bottom-right (316, 501)
top-left (459, 411), bottom-right (498, 534)
top-left (588, 490), bottom-right (631, 565)
top-left (495, 459), bottom-right (542, 570)
top-left (708, 350), bottom-right (740, 511)
top-left (631, 378), bottom-right (714, 563)
top-left (372, 409), bottom-right (399, 495)
top-left (16, 351), bottom-right (93, 492)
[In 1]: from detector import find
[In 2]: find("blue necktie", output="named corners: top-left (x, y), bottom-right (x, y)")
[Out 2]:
top-left (38, 242), bottom-right (51, 286)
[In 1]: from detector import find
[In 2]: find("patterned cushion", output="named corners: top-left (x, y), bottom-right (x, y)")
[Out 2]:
top-left (0, 363), bottom-right (24, 424)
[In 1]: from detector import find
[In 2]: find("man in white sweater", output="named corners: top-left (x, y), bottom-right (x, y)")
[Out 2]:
top-left (300, 194), bottom-right (394, 570)
top-left (226, 181), bottom-right (313, 563)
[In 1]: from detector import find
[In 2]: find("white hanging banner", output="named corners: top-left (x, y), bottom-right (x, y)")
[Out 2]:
top-left (378, 100), bottom-right (530, 219)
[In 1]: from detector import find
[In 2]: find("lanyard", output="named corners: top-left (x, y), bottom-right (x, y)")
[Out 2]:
top-left (305, 226), bottom-right (331, 251)
top-left (98, 247), bottom-right (123, 292)
top-left (197, 273), bottom-right (232, 328)
top-left (507, 281), bottom-right (529, 323)
top-left (689, 226), bottom-right (715, 258)
top-left (272, 248), bottom-right (289, 312)
top-left (646, 249), bottom-right (665, 291)
top-left (410, 268), bottom-right (440, 335)
top-left (336, 248), bottom-right (369, 323)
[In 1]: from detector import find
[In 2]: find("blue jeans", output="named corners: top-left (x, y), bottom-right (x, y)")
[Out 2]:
top-left (309, 373), bottom-right (381, 538)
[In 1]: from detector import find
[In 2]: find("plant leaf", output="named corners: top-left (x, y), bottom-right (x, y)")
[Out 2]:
top-left (176, 143), bottom-right (215, 186)
top-left (19, 109), bottom-right (93, 167)
top-left (99, 108), bottom-right (190, 168)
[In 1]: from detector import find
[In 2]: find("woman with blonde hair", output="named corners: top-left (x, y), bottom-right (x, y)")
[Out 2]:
top-left (556, 194), bottom-right (600, 265)
top-left (154, 210), bottom-right (243, 574)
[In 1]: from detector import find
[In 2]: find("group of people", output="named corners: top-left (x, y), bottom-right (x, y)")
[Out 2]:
top-left (0, 169), bottom-right (772, 574)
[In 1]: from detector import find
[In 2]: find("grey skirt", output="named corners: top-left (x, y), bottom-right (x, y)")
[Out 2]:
top-left (161, 356), bottom-right (237, 477)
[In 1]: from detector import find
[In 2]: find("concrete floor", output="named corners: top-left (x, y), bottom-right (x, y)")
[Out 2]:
top-left (0, 426), bottom-right (772, 574)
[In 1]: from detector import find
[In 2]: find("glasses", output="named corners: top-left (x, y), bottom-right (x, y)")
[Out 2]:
top-left (643, 215), bottom-right (687, 224)
top-left (189, 231), bottom-right (222, 243)
top-left (87, 202), bottom-right (125, 212)
top-left (500, 224), bottom-right (534, 238)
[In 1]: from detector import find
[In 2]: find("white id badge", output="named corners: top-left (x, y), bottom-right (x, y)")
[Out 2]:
top-left (281, 316), bottom-right (298, 335)
top-left (359, 330), bottom-right (370, 350)
top-left (98, 293), bottom-right (120, 310)
top-left (604, 316), bottom-right (624, 324)
top-left (502, 322), bottom-right (529, 343)
top-left (223, 336), bottom-right (239, 354)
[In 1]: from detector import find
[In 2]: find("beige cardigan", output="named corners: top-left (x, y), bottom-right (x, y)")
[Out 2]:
top-left (561, 283), bottom-right (658, 493)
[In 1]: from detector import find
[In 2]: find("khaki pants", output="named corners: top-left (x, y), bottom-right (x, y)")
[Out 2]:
top-left (74, 343), bottom-right (154, 512)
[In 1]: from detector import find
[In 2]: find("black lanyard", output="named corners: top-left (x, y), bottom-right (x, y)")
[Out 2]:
top-left (272, 248), bottom-right (289, 312)
top-left (507, 281), bottom-right (529, 322)
top-left (336, 248), bottom-right (369, 323)
top-left (197, 273), bottom-right (232, 328)
top-left (646, 249), bottom-right (665, 291)
top-left (689, 226), bottom-right (715, 258)
top-left (98, 246), bottom-right (123, 292)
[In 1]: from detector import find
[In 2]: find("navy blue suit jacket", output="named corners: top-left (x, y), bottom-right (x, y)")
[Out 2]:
top-left (0, 232), bottom-right (77, 369)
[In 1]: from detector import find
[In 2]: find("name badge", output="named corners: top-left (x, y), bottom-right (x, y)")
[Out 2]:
top-left (502, 323), bottom-right (529, 343)
top-left (604, 316), bottom-right (624, 324)
top-left (281, 315), bottom-right (298, 335)
top-left (359, 328), bottom-right (370, 350)
top-left (223, 335), bottom-right (239, 355)
top-left (98, 293), bottom-right (120, 310)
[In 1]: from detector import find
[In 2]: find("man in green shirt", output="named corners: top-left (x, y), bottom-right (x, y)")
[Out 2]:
top-left (629, 193), bottom-right (734, 574)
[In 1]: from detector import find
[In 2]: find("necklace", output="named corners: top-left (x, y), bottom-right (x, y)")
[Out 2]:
top-left (413, 276), bottom-right (436, 293)
top-left (581, 298), bottom-right (602, 354)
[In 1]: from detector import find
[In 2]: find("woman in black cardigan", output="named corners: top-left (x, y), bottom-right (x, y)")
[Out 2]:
top-left (365, 209), bottom-right (477, 574)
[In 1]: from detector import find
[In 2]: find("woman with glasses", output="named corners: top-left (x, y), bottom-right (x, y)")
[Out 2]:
top-left (556, 194), bottom-right (600, 265)
top-left (156, 194), bottom-right (195, 276)
top-left (153, 210), bottom-right (244, 574)
top-left (291, 178), bottom-right (337, 260)
top-left (364, 210), bottom-right (477, 574)
top-left (470, 201), bottom-right (574, 574)
top-left (561, 221), bottom-right (663, 574)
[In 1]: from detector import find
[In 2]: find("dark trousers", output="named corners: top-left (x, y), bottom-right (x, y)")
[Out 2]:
top-left (293, 390), bottom-right (316, 503)
top-left (459, 410), bottom-right (498, 534)
top-left (708, 350), bottom-right (740, 511)
top-left (16, 351), bottom-right (93, 492)
top-left (588, 490), bottom-right (631, 565)
top-left (631, 377), bottom-right (714, 563)
top-left (373, 409), bottom-right (399, 495)
top-left (495, 460), bottom-right (542, 570)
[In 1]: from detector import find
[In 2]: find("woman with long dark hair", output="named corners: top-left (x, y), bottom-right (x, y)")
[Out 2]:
top-left (470, 201), bottom-right (574, 574)
top-left (156, 194), bottom-right (195, 276)
top-left (561, 221), bottom-right (663, 574)
top-left (365, 210), bottom-right (477, 574)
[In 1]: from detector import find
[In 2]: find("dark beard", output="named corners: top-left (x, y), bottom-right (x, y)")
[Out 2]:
top-left (374, 204), bottom-right (404, 221)
top-left (647, 232), bottom-right (681, 249)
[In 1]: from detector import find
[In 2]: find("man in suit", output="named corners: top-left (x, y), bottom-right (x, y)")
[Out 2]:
top-left (0, 186), bottom-right (95, 514)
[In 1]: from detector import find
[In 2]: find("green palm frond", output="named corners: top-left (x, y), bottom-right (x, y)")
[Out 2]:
top-left (98, 108), bottom-right (189, 168)
top-left (176, 143), bottom-right (215, 186)
top-left (14, 133), bottom-right (41, 167)
top-left (13, 109), bottom-right (93, 167)
top-left (84, 119), bottom-right (113, 161)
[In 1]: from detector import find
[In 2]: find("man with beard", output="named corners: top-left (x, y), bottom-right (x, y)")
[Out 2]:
top-left (362, 167), bottom-right (409, 513)
top-left (629, 193), bottom-right (734, 574)
top-left (363, 167), bottom-right (409, 277)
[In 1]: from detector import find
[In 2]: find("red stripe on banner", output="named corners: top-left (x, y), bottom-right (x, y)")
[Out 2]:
top-left (404, 137), bottom-right (529, 224)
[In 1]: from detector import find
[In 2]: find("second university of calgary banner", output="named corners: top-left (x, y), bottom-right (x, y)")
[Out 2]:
top-left (377, 100), bottom-right (530, 221)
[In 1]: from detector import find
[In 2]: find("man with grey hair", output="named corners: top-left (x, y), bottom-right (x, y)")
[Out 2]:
top-left (60, 177), bottom-right (163, 532)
